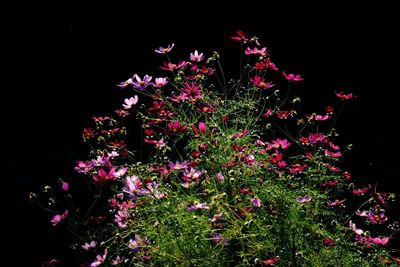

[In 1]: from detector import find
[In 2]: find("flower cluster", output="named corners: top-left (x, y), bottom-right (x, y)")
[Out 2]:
top-left (33, 31), bottom-right (400, 266)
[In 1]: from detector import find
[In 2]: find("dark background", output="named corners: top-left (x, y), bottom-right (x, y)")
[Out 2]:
top-left (3, 3), bottom-right (399, 266)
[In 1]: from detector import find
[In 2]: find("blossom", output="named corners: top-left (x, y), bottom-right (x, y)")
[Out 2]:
top-left (122, 95), bottom-right (138, 109)
top-left (261, 257), bottom-right (280, 265)
top-left (282, 71), bottom-right (304, 81)
top-left (93, 167), bottom-right (118, 183)
top-left (335, 91), bottom-right (354, 100)
top-left (371, 236), bottom-right (389, 245)
top-left (349, 220), bottom-right (364, 235)
top-left (231, 30), bottom-right (249, 43)
top-left (210, 212), bottom-right (223, 222)
top-left (327, 199), bottom-right (346, 206)
top-left (90, 249), bottom-right (108, 267)
top-left (245, 47), bottom-right (268, 57)
top-left (167, 120), bottom-right (187, 134)
top-left (168, 160), bottom-right (188, 171)
top-left (50, 209), bottom-right (68, 226)
top-left (160, 60), bottom-right (187, 71)
top-left (155, 43), bottom-right (175, 54)
top-left (81, 240), bottom-right (97, 251)
top-left (306, 114), bottom-right (330, 121)
top-left (190, 50), bottom-right (204, 62)
top-left (154, 77), bottom-right (168, 88)
top-left (188, 203), bottom-right (210, 211)
top-left (211, 234), bottom-right (230, 246)
top-left (251, 197), bottom-right (262, 207)
top-left (216, 172), bottom-right (225, 183)
top-left (250, 75), bottom-right (274, 89)
top-left (296, 196), bottom-right (312, 203)
top-left (61, 181), bottom-right (69, 191)
top-left (117, 78), bottom-right (133, 89)
top-left (131, 74), bottom-right (153, 91)
top-left (192, 122), bottom-right (207, 135)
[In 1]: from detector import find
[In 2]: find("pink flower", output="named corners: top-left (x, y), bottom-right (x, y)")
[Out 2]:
top-left (61, 181), bottom-right (69, 191)
top-left (90, 249), bottom-right (108, 267)
top-left (296, 196), bottom-right (312, 203)
top-left (251, 197), bottom-right (262, 207)
top-left (261, 257), bottom-right (280, 265)
top-left (154, 77), bottom-right (168, 88)
top-left (335, 91), bottom-right (354, 100)
top-left (210, 212), bottom-right (223, 222)
top-left (231, 30), bottom-right (249, 43)
top-left (51, 210), bottom-right (68, 226)
top-left (190, 50), bottom-right (204, 62)
top-left (282, 71), bottom-right (304, 81)
top-left (160, 61), bottom-right (187, 71)
top-left (327, 199), bottom-right (346, 206)
top-left (245, 47), bottom-right (268, 57)
top-left (371, 236), bottom-right (389, 245)
top-left (117, 78), bottom-right (133, 89)
top-left (306, 114), bottom-right (331, 121)
top-left (167, 120), bottom-right (187, 134)
top-left (93, 168), bottom-right (118, 183)
top-left (268, 138), bottom-right (291, 150)
top-left (155, 43), bottom-right (175, 54)
top-left (349, 220), bottom-right (364, 235)
top-left (216, 172), bottom-right (225, 183)
top-left (81, 240), bottom-right (97, 251)
top-left (188, 203), bottom-right (210, 211)
top-left (289, 163), bottom-right (307, 174)
top-left (192, 122), bottom-right (207, 135)
top-left (131, 74), bottom-right (153, 91)
top-left (250, 75), bottom-right (274, 89)
top-left (123, 95), bottom-right (139, 109)
top-left (352, 186), bottom-right (370, 195)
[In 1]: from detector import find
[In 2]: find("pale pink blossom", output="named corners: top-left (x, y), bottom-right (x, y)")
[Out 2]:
top-left (190, 50), bottom-right (204, 62)
top-left (155, 43), bottom-right (175, 54)
top-left (122, 95), bottom-right (139, 109)
top-left (90, 249), bottom-right (108, 267)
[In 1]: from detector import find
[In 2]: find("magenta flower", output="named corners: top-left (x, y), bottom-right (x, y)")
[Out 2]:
top-left (335, 91), bottom-right (354, 100)
top-left (93, 167), bottom-right (118, 183)
top-left (371, 236), bottom-right (389, 245)
top-left (352, 186), bottom-right (370, 195)
top-left (251, 197), bottom-right (262, 207)
top-left (250, 75), bottom-right (274, 89)
top-left (192, 122), bottom-right (207, 135)
top-left (90, 249), bottom-right (108, 267)
top-left (190, 50), bottom-right (204, 62)
top-left (282, 71), bottom-right (304, 82)
top-left (245, 47), bottom-right (268, 57)
top-left (160, 60), bottom-right (187, 71)
top-left (61, 181), bottom-right (69, 191)
top-left (367, 211), bottom-right (388, 224)
top-left (268, 138), bottom-right (291, 150)
top-left (289, 163), bottom-right (307, 174)
top-left (306, 114), bottom-right (330, 121)
top-left (296, 196), bottom-right (312, 203)
top-left (144, 138), bottom-right (166, 149)
top-left (167, 120), bottom-right (187, 134)
top-left (231, 30), bottom-right (249, 43)
top-left (131, 74), bottom-right (153, 91)
top-left (51, 209), bottom-right (68, 226)
top-left (155, 43), bottom-right (175, 54)
top-left (327, 199), bottom-right (346, 206)
top-left (122, 95), bottom-right (139, 109)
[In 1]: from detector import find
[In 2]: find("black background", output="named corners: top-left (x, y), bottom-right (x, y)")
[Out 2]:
top-left (3, 3), bottom-right (399, 266)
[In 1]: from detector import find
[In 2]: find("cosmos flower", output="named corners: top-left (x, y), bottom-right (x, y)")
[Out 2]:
top-left (190, 50), bottom-right (204, 62)
top-left (155, 43), bottom-right (175, 54)
top-left (296, 196), bottom-right (312, 203)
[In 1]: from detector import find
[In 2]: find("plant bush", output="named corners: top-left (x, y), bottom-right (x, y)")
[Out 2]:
top-left (33, 31), bottom-right (400, 266)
